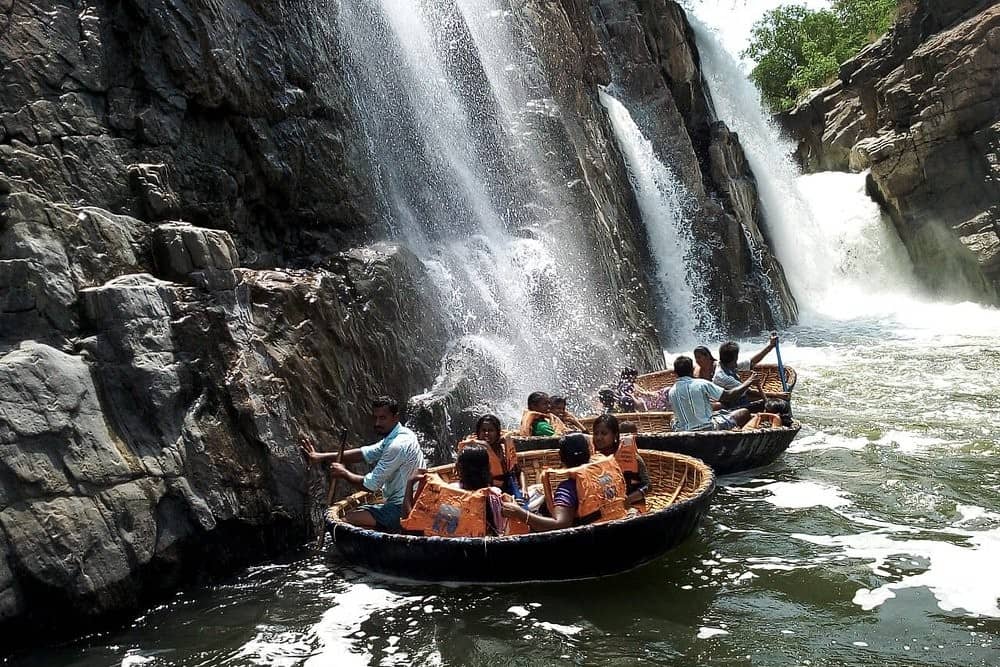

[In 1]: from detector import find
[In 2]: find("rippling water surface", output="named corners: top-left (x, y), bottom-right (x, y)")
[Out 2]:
top-left (9, 302), bottom-right (1000, 666)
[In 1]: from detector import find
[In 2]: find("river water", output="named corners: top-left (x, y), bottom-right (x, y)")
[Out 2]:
top-left (9, 298), bottom-right (999, 666)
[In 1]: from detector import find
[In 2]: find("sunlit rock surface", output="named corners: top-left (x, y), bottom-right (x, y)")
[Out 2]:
top-left (780, 0), bottom-right (1000, 302)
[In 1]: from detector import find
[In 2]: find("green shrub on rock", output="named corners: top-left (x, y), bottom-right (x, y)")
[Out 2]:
top-left (744, 0), bottom-right (897, 111)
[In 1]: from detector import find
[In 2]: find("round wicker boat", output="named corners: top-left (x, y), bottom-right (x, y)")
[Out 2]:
top-left (325, 449), bottom-right (715, 583)
top-left (635, 363), bottom-right (797, 401)
top-left (514, 419), bottom-right (801, 476)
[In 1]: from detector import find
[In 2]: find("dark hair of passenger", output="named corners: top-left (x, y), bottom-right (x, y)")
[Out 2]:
top-left (372, 395), bottom-right (399, 414)
top-left (550, 395), bottom-right (567, 407)
top-left (673, 355), bottom-right (695, 377)
top-left (619, 421), bottom-right (638, 434)
top-left (592, 413), bottom-right (620, 439)
top-left (718, 341), bottom-right (740, 365)
top-left (475, 414), bottom-right (502, 435)
top-left (456, 445), bottom-right (492, 490)
top-left (559, 433), bottom-right (591, 468)
top-left (527, 391), bottom-right (548, 409)
top-left (620, 367), bottom-right (638, 379)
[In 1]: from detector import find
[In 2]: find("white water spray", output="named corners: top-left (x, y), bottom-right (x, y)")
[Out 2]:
top-left (600, 90), bottom-right (714, 344)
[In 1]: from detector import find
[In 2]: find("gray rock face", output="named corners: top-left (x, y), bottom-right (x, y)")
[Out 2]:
top-left (779, 0), bottom-right (1000, 302)
top-left (591, 0), bottom-right (798, 331)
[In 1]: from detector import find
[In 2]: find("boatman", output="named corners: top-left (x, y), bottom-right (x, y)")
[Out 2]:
top-left (713, 334), bottom-right (777, 408)
top-left (301, 396), bottom-right (425, 533)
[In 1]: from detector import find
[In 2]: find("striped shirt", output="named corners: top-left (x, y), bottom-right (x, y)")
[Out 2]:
top-left (360, 424), bottom-right (425, 505)
top-left (667, 377), bottom-right (724, 431)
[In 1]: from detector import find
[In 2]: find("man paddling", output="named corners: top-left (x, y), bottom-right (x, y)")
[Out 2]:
top-left (713, 334), bottom-right (777, 408)
top-left (302, 396), bottom-right (425, 533)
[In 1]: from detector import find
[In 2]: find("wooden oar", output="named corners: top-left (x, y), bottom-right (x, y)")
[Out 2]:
top-left (317, 427), bottom-right (349, 550)
top-left (773, 333), bottom-right (789, 394)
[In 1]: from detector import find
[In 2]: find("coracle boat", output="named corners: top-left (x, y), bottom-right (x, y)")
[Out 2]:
top-left (325, 449), bottom-right (715, 583)
top-left (515, 411), bottom-right (801, 476)
top-left (635, 363), bottom-right (798, 401)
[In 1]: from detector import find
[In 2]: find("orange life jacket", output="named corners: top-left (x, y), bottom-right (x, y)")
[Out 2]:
top-left (743, 412), bottom-right (783, 430)
top-left (518, 410), bottom-right (567, 436)
top-left (597, 435), bottom-right (646, 512)
top-left (400, 474), bottom-right (494, 538)
top-left (457, 434), bottom-right (519, 488)
top-left (543, 455), bottom-right (627, 525)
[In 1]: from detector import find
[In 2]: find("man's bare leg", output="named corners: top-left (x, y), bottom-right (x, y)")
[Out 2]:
top-left (344, 508), bottom-right (379, 529)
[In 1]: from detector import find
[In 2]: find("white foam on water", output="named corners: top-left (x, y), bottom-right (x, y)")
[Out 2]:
top-left (744, 481), bottom-right (852, 509)
top-left (507, 606), bottom-right (530, 618)
top-left (121, 656), bottom-right (155, 667)
top-left (795, 528), bottom-right (1000, 617)
top-left (534, 621), bottom-right (583, 636)
top-left (306, 583), bottom-right (417, 667)
top-left (788, 432), bottom-right (868, 454)
top-left (873, 430), bottom-right (948, 454)
top-left (697, 627), bottom-right (730, 639)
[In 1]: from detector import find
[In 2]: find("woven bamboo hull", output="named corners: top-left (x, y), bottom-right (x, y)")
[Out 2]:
top-left (513, 422), bottom-right (800, 476)
top-left (635, 363), bottom-right (797, 401)
top-left (325, 450), bottom-right (715, 583)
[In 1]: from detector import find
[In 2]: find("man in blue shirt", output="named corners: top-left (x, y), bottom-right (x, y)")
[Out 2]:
top-left (302, 396), bottom-right (425, 532)
top-left (667, 356), bottom-right (758, 431)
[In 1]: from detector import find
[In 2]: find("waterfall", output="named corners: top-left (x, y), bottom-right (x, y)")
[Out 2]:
top-left (600, 90), bottom-right (713, 345)
top-left (336, 0), bottom-right (642, 411)
top-left (688, 14), bottom-right (921, 321)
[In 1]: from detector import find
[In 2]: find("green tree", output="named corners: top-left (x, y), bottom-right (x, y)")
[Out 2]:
top-left (744, 0), bottom-right (897, 112)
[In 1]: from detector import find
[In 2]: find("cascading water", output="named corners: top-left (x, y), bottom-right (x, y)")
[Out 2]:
top-left (600, 90), bottom-right (714, 345)
top-left (336, 0), bottom-right (643, 411)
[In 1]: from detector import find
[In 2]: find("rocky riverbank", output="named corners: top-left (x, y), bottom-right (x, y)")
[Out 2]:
top-left (779, 0), bottom-right (1000, 303)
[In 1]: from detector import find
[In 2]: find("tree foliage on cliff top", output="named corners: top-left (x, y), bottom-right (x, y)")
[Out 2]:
top-left (744, 0), bottom-right (897, 111)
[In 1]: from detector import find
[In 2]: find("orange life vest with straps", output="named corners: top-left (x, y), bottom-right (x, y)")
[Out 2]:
top-left (518, 410), bottom-right (567, 436)
top-left (596, 435), bottom-right (646, 512)
top-left (457, 434), bottom-right (519, 488)
top-left (543, 455), bottom-right (628, 525)
top-left (400, 474), bottom-right (495, 538)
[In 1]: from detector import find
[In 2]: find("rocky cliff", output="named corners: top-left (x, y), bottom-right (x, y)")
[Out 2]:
top-left (780, 0), bottom-right (1000, 302)
top-left (0, 0), bottom-right (795, 637)
top-left (591, 0), bottom-right (798, 331)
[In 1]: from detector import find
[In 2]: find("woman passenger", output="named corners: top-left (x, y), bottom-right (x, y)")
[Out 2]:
top-left (458, 414), bottom-right (526, 498)
top-left (499, 434), bottom-right (594, 532)
top-left (402, 444), bottom-right (505, 536)
top-left (592, 414), bottom-right (649, 508)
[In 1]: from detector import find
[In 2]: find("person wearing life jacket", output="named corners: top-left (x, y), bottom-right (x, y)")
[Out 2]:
top-left (519, 392), bottom-right (567, 437)
top-left (500, 433), bottom-right (627, 532)
top-left (549, 396), bottom-right (585, 432)
top-left (457, 414), bottom-right (525, 497)
top-left (400, 444), bottom-right (507, 537)
top-left (591, 413), bottom-right (649, 509)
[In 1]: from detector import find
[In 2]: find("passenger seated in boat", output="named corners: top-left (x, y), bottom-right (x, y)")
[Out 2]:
top-left (300, 396), bottom-right (424, 533)
top-left (713, 334), bottom-right (777, 409)
top-left (519, 392), bottom-right (567, 436)
top-left (400, 444), bottom-right (506, 537)
top-left (668, 355), bottom-right (757, 431)
top-left (550, 396), bottom-right (585, 432)
top-left (500, 434), bottom-right (627, 532)
top-left (592, 414), bottom-right (649, 508)
top-left (457, 414), bottom-right (526, 498)
top-left (693, 345), bottom-right (716, 381)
